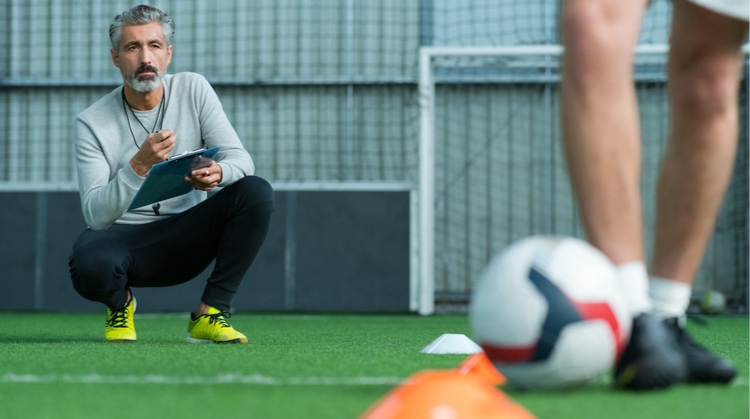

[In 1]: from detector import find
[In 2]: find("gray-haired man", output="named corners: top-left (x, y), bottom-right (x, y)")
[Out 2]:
top-left (69, 4), bottom-right (274, 344)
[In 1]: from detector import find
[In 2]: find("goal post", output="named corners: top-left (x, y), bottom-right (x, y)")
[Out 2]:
top-left (416, 44), bottom-right (750, 316)
top-left (418, 45), bottom-right (566, 316)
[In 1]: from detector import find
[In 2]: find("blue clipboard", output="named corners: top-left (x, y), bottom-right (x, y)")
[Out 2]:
top-left (127, 147), bottom-right (220, 211)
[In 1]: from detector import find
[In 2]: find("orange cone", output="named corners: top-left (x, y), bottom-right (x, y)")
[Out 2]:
top-left (456, 352), bottom-right (505, 385)
top-left (359, 370), bottom-right (536, 419)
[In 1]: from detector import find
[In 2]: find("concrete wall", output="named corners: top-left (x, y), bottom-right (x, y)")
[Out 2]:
top-left (0, 190), bottom-right (410, 312)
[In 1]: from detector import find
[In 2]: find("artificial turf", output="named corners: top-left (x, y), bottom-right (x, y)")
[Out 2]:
top-left (0, 313), bottom-right (746, 419)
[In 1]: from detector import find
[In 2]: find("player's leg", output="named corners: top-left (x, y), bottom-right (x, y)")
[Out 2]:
top-left (560, 0), bottom-right (687, 390)
top-left (560, 0), bottom-right (646, 268)
top-left (649, 0), bottom-right (747, 382)
top-left (560, 0), bottom-right (655, 318)
top-left (651, 0), bottom-right (747, 299)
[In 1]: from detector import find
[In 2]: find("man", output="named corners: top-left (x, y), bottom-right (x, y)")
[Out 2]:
top-left (560, 0), bottom-right (747, 389)
top-left (69, 4), bottom-right (274, 344)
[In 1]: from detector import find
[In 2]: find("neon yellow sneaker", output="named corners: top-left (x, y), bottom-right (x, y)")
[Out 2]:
top-left (104, 297), bottom-right (136, 342)
top-left (187, 307), bottom-right (247, 344)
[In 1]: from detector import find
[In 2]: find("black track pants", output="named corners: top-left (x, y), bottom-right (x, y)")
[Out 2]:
top-left (69, 176), bottom-right (274, 311)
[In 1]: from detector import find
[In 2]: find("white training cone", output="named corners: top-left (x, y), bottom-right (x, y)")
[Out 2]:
top-left (420, 333), bottom-right (483, 354)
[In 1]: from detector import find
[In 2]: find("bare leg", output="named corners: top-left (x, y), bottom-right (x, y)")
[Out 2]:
top-left (651, 0), bottom-right (748, 285)
top-left (561, 0), bottom-right (690, 390)
top-left (647, 1), bottom-right (745, 385)
top-left (560, 0), bottom-right (648, 265)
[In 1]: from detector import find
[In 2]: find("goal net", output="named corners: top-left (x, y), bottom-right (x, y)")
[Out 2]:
top-left (417, 45), bottom-right (749, 315)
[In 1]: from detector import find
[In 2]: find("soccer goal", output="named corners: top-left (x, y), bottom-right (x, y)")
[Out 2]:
top-left (415, 45), bottom-right (750, 315)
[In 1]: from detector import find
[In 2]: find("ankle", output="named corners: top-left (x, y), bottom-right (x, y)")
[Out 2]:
top-left (615, 261), bottom-right (653, 316)
top-left (649, 277), bottom-right (691, 321)
top-left (195, 301), bottom-right (211, 317)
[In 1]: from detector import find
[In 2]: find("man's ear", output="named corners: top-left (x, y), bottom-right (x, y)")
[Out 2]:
top-left (167, 45), bottom-right (173, 65)
top-left (111, 48), bottom-right (120, 68)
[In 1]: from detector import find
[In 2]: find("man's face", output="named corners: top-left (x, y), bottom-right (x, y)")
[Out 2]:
top-left (111, 22), bottom-right (172, 93)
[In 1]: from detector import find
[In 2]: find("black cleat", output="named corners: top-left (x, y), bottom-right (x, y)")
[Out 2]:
top-left (614, 313), bottom-right (687, 390)
top-left (663, 317), bottom-right (736, 384)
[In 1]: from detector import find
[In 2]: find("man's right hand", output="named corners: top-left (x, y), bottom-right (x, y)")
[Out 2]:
top-left (129, 129), bottom-right (177, 177)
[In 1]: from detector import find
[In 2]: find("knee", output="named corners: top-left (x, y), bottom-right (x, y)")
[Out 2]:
top-left (69, 239), bottom-right (128, 300)
top-left (561, 0), bottom-right (638, 81)
top-left (669, 58), bottom-right (741, 120)
top-left (233, 176), bottom-right (275, 206)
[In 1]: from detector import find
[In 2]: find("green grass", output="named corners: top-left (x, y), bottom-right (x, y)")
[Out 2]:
top-left (0, 313), bottom-right (746, 419)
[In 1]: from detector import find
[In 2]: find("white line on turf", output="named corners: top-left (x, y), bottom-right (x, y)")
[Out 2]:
top-left (2, 373), bottom-right (746, 387)
top-left (0, 373), bottom-right (402, 386)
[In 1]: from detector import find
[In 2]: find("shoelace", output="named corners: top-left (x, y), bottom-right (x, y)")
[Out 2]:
top-left (106, 307), bottom-right (130, 328)
top-left (206, 311), bottom-right (232, 328)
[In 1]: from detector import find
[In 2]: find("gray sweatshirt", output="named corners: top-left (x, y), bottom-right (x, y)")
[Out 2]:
top-left (75, 72), bottom-right (254, 230)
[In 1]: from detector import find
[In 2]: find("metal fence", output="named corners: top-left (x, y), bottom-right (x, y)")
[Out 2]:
top-left (1, 0), bottom-right (746, 310)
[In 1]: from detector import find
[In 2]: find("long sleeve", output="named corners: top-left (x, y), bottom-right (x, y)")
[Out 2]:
top-left (193, 75), bottom-right (254, 186)
top-left (73, 73), bottom-right (254, 230)
top-left (75, 110), bottom-right (145, 230)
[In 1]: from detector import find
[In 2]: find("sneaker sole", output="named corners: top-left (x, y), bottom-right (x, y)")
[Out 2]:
top-left (186, 334), bottom-right (244, 344)
top-left (615, 357), bottom-right (686, 390)
top-left (614, 314), bottom-right (688, 391)
top-left (688, 362), bottom-right (737, 383)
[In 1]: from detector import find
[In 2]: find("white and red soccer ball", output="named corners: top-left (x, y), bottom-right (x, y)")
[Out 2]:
top-left (469, 236), bottom-right (631, 390)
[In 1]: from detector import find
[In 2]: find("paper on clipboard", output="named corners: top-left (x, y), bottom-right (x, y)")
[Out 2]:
top-left (127, 146), bottom-right (220, 211)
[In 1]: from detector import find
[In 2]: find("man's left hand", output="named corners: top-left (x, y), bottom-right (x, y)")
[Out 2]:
top-left (186, 161), bottom-right (222, 191)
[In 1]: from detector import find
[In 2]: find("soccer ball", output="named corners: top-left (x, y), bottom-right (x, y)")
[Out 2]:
top-left (701, 290), bottom-right (726, 314)
top-left (469, 236), bottom-right (631, 390)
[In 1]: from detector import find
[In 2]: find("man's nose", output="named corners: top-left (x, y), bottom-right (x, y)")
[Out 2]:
top-left (139, 49), bottom-right (153, 65)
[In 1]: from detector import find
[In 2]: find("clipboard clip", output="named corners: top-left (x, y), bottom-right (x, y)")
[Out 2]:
top-left (167, 148), bottom-right (206, 161)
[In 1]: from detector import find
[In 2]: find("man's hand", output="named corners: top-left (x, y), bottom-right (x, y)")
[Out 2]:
top-left (129, 129), bottom-right (177, 177)
top-left (186, 160), bottom-right (223, 191)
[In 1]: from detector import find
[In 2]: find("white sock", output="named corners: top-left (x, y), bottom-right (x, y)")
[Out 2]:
top-left (615, 262), bottom-right (652, 316)
top-left (649, 276), bottom-right (691, 321)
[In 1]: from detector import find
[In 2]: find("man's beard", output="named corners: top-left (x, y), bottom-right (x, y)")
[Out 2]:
top-left (125, 65), bottom-right (165, 92)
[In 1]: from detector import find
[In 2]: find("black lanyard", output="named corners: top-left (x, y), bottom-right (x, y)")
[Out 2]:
top-left (122, 87), bottom-right (166, 149)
